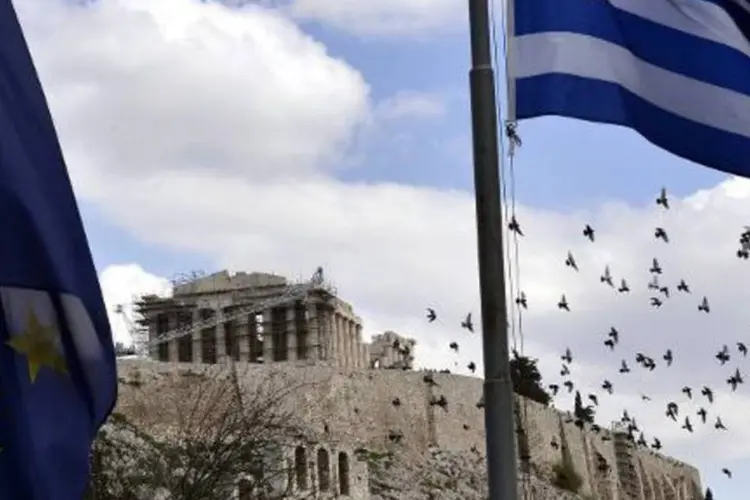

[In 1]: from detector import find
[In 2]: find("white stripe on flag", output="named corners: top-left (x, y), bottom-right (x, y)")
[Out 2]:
top-left (0, 286), bottom-right (64, 353)
top-left (513, 32), bottom-right (750, 139)
top-left (610, 0), bottom-right (750, 58)
top-left (730, 0), bottom-right (750, 16)
top-left (59, 293), bottom-right (109, 417)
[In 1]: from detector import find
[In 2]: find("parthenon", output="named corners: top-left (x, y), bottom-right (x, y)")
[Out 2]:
top-left (134, 269), bottom-right (416, 370)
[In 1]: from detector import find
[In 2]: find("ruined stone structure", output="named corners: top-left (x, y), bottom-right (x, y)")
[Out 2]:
top-left (230, 442), bottom-right (369, 500)
top-left (368, 331), bottom-right (416, 369)
top-left (116, 360), bottom-right (703, 500)
top-left (135, 270), bottom-right (415, 371)
top-left (125, 269), bottom-right (702, 499)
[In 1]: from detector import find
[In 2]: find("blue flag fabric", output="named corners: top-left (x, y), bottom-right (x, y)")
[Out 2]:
top-left (511, 0), bottom-right (750, 178)
top-left (0, 2), bottom-right (118, 499)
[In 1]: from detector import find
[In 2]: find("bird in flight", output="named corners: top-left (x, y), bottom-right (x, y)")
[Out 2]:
top-left (426, 308), bottom-right (437, 322)
top-left (461, 313), bottom-right (474, 332)
top-left (656, 187), bottom-right (669, 209)
top-left (508, 216), bottom-right (523, 236)
top-left (600, 265), bottom-right (613, 287)
top-left (565, 251), bottom-right (578, 271)
top-left (583, 224), bottom-right (595, 242)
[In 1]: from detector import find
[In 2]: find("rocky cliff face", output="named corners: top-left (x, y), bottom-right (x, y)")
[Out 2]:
top-left (113, 360), bottom-right (703, 499)
top-left (367, 448), bottom-right (583, 500)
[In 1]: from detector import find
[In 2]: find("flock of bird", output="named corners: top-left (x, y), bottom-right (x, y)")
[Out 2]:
top-left (419, 187), bottom-right (750, 491)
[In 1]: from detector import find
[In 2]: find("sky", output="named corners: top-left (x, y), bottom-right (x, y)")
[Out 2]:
top-left (11, 0), bottom-right (748, 496)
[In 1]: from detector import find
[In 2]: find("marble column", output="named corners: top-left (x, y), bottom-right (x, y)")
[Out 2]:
top-left (314, 305), bottom-right (324, 361)
top-left (191, 308), bottom-right (203, 363)
top-left (349, 321), bottom-right (357, 370)
top-left (344, 318), bottom-right (351, 368)
top-left (167, 313), bottom-right (178, 362)
top-left (215, 307), bottom-right (227, 362)
top-left (322, 309), bottom-right (333, 362)
top-left (237, 312), bottom-right (251, 362)
top-left (286, 305), bottom-right (297, 362)
top-left (343, 320), bottom-right (352, 369)
top-left (261, 309), bottom-right (274, 363)
top-left (147, 314), bottom-right (156, 360)
top-left (252, 312), bottom-right (265, 362)
top-left (341, 316), bottom-right (349, 369)
top-left (307, 302), bottom-right (319, 361)
top-left (330, 313), bottom-right (339, 366)
top-left (351, 322), bottom-right (360, 370)
top-left (357, 325), bottom-right (366, 368)
top-left (336, 315), bottom-right (345, 368)
top-left (349, 321), bottom-right (357, 369)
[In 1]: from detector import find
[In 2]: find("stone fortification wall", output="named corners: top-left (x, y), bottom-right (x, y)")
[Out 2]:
top-left (115, 360), bottom-right (701, 500)
top-left (512, 396), bottom-right (701, 500)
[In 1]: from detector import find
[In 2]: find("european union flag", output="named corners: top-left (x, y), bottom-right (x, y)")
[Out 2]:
top-left (0, 2), bottom-right (118, 498)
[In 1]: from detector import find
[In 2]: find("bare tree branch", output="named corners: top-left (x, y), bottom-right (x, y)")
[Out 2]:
top-left (87, 363), bottom-right (322, 500)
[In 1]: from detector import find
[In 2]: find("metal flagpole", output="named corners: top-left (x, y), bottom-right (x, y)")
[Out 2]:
top-left (467, 0), bottom-right (518, 499)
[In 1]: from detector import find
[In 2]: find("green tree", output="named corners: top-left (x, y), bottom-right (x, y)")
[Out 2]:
top-left (705, 487), bottom-right (714, 500)
top-left (510, 351), bottom-right (551, 405)
top-left (573, 391), bottom-right (595, 423)
top-left (552, 460), bottom-right (582, 493)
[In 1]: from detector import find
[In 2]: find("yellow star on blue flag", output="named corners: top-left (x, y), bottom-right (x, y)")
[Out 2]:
top-left (6, 308), bottom-right (68, 383)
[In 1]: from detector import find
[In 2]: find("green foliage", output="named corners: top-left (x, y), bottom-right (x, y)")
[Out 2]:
top-left (552, 460), bottom-right (583, 493)
top-left (355, 447), bottom-right (393, 465)
top-left (573, 391), bottom-right (595, 423)
top-left (510, 352), bottom-right (552, 406)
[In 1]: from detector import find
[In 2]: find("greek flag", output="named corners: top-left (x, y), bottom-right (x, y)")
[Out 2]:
top-left (511, 0), bottom-right (750, 177)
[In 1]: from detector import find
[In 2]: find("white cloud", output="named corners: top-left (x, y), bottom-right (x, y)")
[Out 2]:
top-left (376, 91), bottom-right (447, 120)
top-left (278, 0), bottom-right (465, 37)
top-left (99, 264), bottom-right (171, 346)
top-left (14, 0), bottom-right (370, 197)
top-left (18, 0), bottom-right (747, 487)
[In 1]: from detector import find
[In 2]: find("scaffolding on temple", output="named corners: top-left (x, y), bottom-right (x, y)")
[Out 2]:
top-left (146, 267), bottom-right (333, 348)
top-left (117, 267), bottom-right (340, 364)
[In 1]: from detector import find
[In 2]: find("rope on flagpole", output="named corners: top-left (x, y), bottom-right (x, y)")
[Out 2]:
top-left (489, 0), bottom-right (532, 498)
top-left (490, 0), bottom-right (519, 359)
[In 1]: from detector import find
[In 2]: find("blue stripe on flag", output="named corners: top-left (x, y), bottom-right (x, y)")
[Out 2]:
top-left (514, 0), bottom-right (750, 97)
top-left (517, 74), bottom-right (749, 176)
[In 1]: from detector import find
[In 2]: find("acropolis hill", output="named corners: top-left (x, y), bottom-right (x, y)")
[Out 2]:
top-left (112, 269), bottom-right (702, 499)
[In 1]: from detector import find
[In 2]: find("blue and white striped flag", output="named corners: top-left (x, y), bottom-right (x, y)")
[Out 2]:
top-left (511, 0), bottom-right (750, 177)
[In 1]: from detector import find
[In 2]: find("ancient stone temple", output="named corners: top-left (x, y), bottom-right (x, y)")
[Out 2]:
top-left (134, 269), bottom-right (415, 370)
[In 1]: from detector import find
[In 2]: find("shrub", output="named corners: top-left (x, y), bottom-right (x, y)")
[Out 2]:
top-left (510, 352), bottom-right (552, 406)
top-left (552, 460), bottom-right (582, 493)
